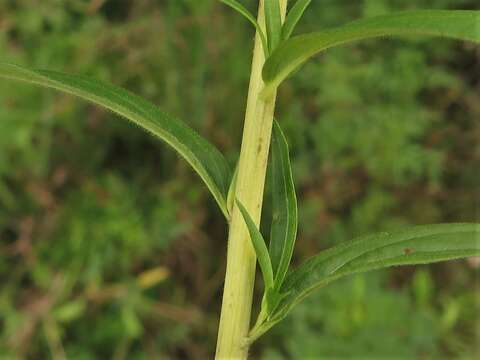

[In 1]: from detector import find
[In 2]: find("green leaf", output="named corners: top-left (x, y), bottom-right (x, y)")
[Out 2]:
top-left (282, 0), bottom-right (312, 41)
top-left (270, 120), bottom-right (298, 289)
top-left (265, 0), bottom-right (283, 52)
top-left (249, 223), bottom-right (480, 342)
top-left (220, 0), bottom-right (268, 56)
top-left (0, 63), bottom-right (231, 218)
top-left (227, 162), bottom-right (239, 218)
top-left (236, 200), bottom-right (274, 290)
top-left (263, 10), bottom-right (480, 93)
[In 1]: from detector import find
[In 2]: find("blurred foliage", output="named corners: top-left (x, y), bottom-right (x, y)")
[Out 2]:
top-left (0, 0), bottom-right (479, 358)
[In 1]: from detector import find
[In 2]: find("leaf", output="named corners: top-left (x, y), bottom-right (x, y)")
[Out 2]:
top-left (227, 162), bottom-right (239, 218)
top-left (263, 10), bottom-right (480, 93)
top-left (249, 223), bottom-right (480, 342)
top-left (237, 200), bottom-right (274, 290)
top-left (0, 63), bottom-right (231, 218)
top-left (265, 0), bottom-right (283, 52)
top-left (282, 0), bottom-right (312, 41)
top-left (220, 0), bottom-right (268, 56)
top-left (270, 120), bottom-right (298, 289)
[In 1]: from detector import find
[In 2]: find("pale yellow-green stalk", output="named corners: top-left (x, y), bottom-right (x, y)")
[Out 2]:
top-left (215, 1), bottom-right (288, 359)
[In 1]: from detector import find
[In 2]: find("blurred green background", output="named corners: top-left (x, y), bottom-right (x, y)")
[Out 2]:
top-left (0, 0), bottom-right (479, 358)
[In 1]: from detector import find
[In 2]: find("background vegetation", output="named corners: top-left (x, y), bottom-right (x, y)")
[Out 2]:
top-left (0, 0), bottom-right (478, 358)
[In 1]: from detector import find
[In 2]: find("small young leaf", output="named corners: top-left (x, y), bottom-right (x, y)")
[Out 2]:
top-left (220, 0), bottom-right (269, 56)
top-left (0, 63), bottom-right (231, 218)
top-left (265, 0), bottom-right (283, 52)
top-left (236, 200), bottom-right (274, 290)
top-left (263, 10), bottom-right (480, 93)
top-left (249, 223), bottom-right (480, 341)
top-left (282, 0), bottom-right (312, 41)
top-left (270, 120), bottom-right (298, 289)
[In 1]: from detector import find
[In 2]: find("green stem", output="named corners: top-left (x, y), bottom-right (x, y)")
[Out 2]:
top-left (215, 1), bottom-right (288, 358)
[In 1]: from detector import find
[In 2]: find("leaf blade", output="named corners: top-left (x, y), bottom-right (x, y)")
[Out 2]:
top-left (282, 0), bottom-right (312, 41)
top-left (220, 0), bottom-right (268, 55)
top-left (270, 120), bottom-right (298, 289)
top-left (264, 10), bottom-right (480, 91)
top-left (0, 63), bottom-right (231, 218)
top-left (227, 162), bottom-right (239, 217)
top-left (252, 223), bottom-right (480, 340)
top-left (237, 200), bottom-right (274, 290)
top-left (265, 0), bottom-right (283, 52)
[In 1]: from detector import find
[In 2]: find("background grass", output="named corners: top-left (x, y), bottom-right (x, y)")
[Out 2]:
top-left (0, 0), bottom-right (479, 358)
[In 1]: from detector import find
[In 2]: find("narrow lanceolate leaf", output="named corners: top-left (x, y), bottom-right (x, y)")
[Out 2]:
top-left (0, 63), bottom-right (231, 218)
top-left (270, 120), bottom-right (298, 289)
top-left (263, 10), bottom-right (480, 93)
top-left (220, 0), bottom-right (268, 55)
top-left (249, 223), bottom-right (480, 341)
top-left (265, 0), bottom-right (283, 52)
top-left (237, 200), bottom-right (274, 290)
top-left (282, 0), bottom-right (312, 41)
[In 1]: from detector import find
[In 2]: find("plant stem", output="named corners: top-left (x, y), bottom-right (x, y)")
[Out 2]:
top-left (215, 1), bottom-right (288, 358)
